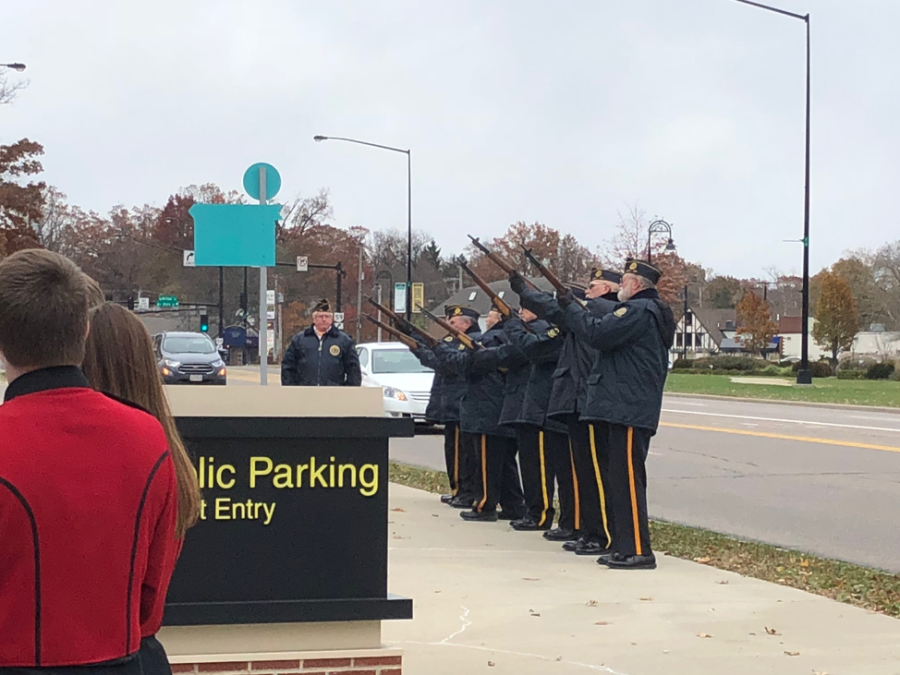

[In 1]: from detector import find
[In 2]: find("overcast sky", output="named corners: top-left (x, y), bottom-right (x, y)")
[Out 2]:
top-left (5, 0), bottom-right (899, 279)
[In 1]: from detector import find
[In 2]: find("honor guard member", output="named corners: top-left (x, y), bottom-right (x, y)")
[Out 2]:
top-left (409, 305), bottom-right (481, 507)
top-left (513, 271), bottom-right (619, 555)
top-left (500, 307), bottom-right (570, 532)
top-left (557, 260), bottom-right (675, 569)
top-left (435, 305), bottom-right (526, 522)
top-left (281, 299), bottom-right (362, 387)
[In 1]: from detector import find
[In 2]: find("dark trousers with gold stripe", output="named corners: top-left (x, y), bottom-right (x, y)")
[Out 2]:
top-left (548, 431), bottom-right (578, 532)
top-left (468, 433), bottom-right (525, 515)
top-left (515, 427), bottom-right (556, 527)
top-left (605, 423), bottom-right (652, 557)
top-left (567, 419), bottom-right (614, 548)
top-left (444, 422), bottom-right (476, 498)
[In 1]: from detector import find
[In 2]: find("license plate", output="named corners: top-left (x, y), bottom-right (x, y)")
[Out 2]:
top-left (189, 375), bottom-right (203, 382)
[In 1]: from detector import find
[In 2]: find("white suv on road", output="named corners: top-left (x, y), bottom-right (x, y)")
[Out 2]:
top-left (356, 342), bottom-right (434, 422)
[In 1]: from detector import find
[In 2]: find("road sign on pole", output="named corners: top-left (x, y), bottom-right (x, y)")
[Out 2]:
top-left (242, 163), bottom-right (282, 202)
top-left (296, 256), bottom-right (309, 272)
top-left (157, 295), bottom-right (179, 308)
top-left (411, 282), bottom-right (424, 313)
top-left (394, 283), bottom-right (407, 314)
top-left (137, 297), bottom-right (150, 311)
top-left (183, 250), bottom-right (196, 267)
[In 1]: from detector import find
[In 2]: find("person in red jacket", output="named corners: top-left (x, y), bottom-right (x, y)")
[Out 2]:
top-left (0, 250), bottom-right (178, 674)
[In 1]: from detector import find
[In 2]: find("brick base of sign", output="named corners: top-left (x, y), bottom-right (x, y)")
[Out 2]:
top-left (169, 650), bottom-right (402, 675)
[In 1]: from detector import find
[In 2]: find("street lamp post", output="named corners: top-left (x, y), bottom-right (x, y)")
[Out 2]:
top-left (733, 0), bottom-right (812, 384)
top-left (314, 135), bottom-right (413, 320)
top-left (1, 63), bottom-right (26, 72)
top-left (646, 219), bottom-right (676, 263)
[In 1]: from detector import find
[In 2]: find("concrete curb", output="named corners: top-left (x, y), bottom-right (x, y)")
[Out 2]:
top-left (664, 392), bottom-right (900, 415)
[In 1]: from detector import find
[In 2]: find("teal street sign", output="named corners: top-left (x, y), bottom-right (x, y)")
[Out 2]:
top-left (243, 162), bottom-right (282, 202)
top-left (157, 295), bottom-right (179, 308)
top-left (189, 203), bottom-right (280, 267)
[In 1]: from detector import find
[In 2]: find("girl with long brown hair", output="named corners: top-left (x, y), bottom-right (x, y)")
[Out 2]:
top-left (82, 303), bottom-right (202, 675)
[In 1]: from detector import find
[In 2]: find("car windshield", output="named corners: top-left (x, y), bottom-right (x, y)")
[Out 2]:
top-left (163, 335), bottom-right (217, 354)
top-left (371, 349), bottom-right (432, 374)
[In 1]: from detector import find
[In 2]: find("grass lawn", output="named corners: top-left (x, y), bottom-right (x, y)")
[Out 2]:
top-left (390, 462), bottom-right (900, 618)
top-left (665, 373), bottom-right (900, 408)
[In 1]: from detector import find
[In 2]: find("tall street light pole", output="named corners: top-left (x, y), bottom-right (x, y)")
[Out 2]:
top-left (733, 0), bottom-right (812, 385)
top-left (314, 135), bottom-right (413, 321)
top-left (1, 63), bottom-right (26, 71)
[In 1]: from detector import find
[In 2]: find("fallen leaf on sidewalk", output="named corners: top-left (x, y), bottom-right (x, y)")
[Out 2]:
top-left (390, 508), bottom-right (406, 512)
top-left (694, 556), bottom-right (712, 564)
top-left (392, 535), bottom-right (405, 540)
top-left (697, 633), bottom-right (713, 638)
top-left (716, 580), bottom-right (729, 585)
top-left (594, 621), bottom-right (611, 625)
top-left (530, 612), bottom-right (541, 617)
top-left (431, 514), bottom-right (439, 518)
top-left (765, 627), bottom-right (780, 636)
top-left (522, 577), bottom-right (540, 581)
top-left (639, 597), bottom-right (654, 601)
top-left (586, 600), bottom-right (599, 606)
top-left (800, 560), bottom-right (810, 567)
top-left (555, 657), bottom-right (563, 662)
top-left (434, 590), bottom-right (441, 594)
top-left (487, 661), bottom-right (495, 667)
top-left (784, 651), bottom-right (800, 656)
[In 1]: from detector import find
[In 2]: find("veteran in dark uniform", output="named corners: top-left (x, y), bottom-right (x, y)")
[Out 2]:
top-left (410, 305), bottom-right (481, 507)
top-left (281, 299), bottom-right (362, 387)
top-left (557, 260), bottom-right (675, 569)
top-left (435, 305), bottom-right (526, 522)
top-left (512, 270), bottom-right (621, 554)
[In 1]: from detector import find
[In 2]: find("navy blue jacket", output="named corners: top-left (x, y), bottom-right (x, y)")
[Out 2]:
top-left (412, 324), bottom-right (482, 423)
top-left (281, 325), bottom-right (361, 386)
top-left (468, 319), bottom-right (537, 427)
top-left (435, 323), bottom-right (513, 438)
top-left (560, 289), bottom-right (676, 433)
top-left (503, 317), bottom-right (566, 432)
top-left (518, 288), bottom-right (617, 420)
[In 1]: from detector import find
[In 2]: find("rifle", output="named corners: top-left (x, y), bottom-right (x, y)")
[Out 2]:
top-left (521, 246), bottom-right (586, 309)
top-left (363, 314), bottom-right (418, 351)
top-left (458, 259), bottom-right (513, 318)
top-left (419, 306), bottom-right (478, 350)
top-left (365, 295), bottom-right (438, 347)
top-left (467, 235), bottom-right (539, 290)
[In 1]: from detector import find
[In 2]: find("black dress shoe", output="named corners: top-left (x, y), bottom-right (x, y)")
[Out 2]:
top-left (460, 509), bottom-right (499, 522)
top-left (449, 495), bottom-right (474, 509)
top-left (440, 494), bottom-right (454, 504)
top-left (498, 509), bottom-right (525, 521)
top-left (562, 536), bottom-right (586, 552)
top-left (511, 518), bottom-right (546, 531)
top-left (604, 553), bottom-right (657, 570)
top-left (543, 527), bottom-right (577, 542)
top-left (575, 540), bottom-right (611, 556)
top-left (596, 553), bottom-right (612, 566)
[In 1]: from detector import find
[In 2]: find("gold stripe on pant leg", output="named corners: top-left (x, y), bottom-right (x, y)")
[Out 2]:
top-left (588, 423), bottom-right (612, 548)
top-left (537, 431), bottom-right (550, 527)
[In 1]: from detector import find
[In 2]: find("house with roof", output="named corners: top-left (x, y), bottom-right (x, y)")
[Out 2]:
top-left (672, 307), bottom-right (738, 356)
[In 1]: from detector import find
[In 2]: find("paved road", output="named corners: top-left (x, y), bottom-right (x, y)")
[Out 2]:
top-left (391, 395), bottom-right (900, 572)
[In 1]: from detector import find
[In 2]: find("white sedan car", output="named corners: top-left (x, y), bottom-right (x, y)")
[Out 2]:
top-left (356, 342), bottom-right (434, 421)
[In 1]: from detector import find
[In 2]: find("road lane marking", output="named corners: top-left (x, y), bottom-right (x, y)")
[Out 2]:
top-left (660, 422), bottom-right (900, 454)
top-left (662, 408), bottom-right (900, 433)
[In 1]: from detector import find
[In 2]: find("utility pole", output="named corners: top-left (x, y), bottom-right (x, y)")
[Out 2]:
top-left (356, 240), bottom-right (364, 343)
top-left (375, 283), bottom-right (383, 342)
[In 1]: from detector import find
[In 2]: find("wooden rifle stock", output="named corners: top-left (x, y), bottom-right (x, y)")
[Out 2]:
top-left (521, 246), bottom-right (586, 309)
top-left (467, 235), bottom-right (539, 290)
top-left (363, 314), bottom-right (418, 350)
top-left (459, 260), bottom-right (513, 317)
top-left (365, 296), bottom-right (438, 347)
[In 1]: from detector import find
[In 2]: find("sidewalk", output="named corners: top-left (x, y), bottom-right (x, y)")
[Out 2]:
top-left (385, 484), bottom-right (900, 675)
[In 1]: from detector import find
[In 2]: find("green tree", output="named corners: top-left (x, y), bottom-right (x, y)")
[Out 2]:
top-left (736, 291), bottom-right (777, 357)
top-left (813, 271), bottom-right (859, 363)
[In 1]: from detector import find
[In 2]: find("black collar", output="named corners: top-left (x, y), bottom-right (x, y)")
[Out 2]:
top-left (3, 365), bottom-right (91, 403)
top-left (632, 288), bottom-right (661, 302)
top-left (602, 291), bottom-right (620, 302)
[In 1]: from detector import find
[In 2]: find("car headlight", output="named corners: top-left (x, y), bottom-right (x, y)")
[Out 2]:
top-left (383, 387), bottom-right (408, 401)
top-left (212, 359), bottom-right (225, 368)
top-left (164, 359), bottom-right (181, 369)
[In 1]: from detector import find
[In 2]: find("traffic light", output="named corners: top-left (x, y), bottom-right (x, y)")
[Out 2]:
top-left (200, 313), bottom-right (209, 333)
top-left (127, 296), bottom-right (134, 311)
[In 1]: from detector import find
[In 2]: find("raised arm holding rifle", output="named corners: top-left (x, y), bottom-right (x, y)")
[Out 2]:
top-left (366, 296), bottom-right (439, 347)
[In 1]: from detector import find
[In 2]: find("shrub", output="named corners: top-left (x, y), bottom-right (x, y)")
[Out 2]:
top-left (837, 370), bottom-right (863, 380)
top-left (672, 358), bottom-right (693, 370)
top-left (792, 360), bottom-right (833, 378)
top-left (890, 371), bottom-right (900, 382)
top-left (839, 356), bottom-right (879, 372)
top-left (759, 365), bottom-right (788, 377)
top-left (693, 356), bottom-right (760, 372)
top-left (865, 362), bottom-right (896, 380)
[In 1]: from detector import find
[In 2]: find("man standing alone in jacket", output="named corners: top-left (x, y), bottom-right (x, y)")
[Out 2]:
top-left (282, 299), bottom-right (361, 387)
